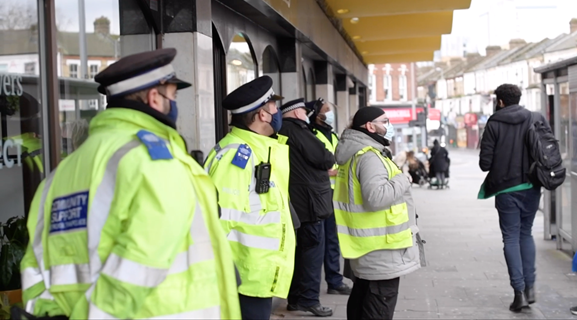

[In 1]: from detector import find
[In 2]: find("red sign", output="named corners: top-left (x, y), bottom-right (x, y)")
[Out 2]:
top-left (381, 107), bottom-right (441, 124)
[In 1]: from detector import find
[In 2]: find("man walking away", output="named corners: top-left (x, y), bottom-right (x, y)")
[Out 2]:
top-left (478, 84), bottom-right (546, 312)
top-left (280, 98), bottom-right (335, 317)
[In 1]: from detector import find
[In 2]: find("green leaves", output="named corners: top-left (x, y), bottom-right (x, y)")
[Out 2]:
top-left (0, 217), bottom-right (28, 291)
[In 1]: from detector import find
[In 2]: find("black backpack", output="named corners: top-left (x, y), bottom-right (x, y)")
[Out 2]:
top-left (525, 112), bottom-right (565, 190)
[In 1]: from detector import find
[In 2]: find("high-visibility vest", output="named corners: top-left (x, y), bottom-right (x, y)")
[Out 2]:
top-left (8, 133), bottom-right (43, 173)
top-left (314, 129), bottom-right (338, 189)
top-left (333, 146), bottom-right (413, 259)
top-left (204, 127), bottom-right (296, 299)
top-left (20, 108), bottom-right (241, 319)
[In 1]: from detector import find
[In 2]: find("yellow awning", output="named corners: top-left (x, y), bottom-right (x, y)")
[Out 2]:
top-left (325, 0), bottom-right (471, 63)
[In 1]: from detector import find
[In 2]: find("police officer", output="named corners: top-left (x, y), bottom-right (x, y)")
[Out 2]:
top-left (307, 98), bottom-right (352, 296)
top-left (204, 76), bottom-right (296, 320)
top-left (279, 98), bottom-right (334, 317)
top-left (19, 48), bottom-right (241, 319)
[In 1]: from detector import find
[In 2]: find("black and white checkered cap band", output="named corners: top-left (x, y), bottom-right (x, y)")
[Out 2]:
top-left (231, 88), bottom-right (275, 114)
top-left (105, 64), bottom-right (175, 96)
top-left (281, 102), bottom-right (306, 114)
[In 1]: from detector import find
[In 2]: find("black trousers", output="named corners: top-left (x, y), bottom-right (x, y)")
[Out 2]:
top-left (239, 294), bottom-right (273, 320)
top-left (347, 277), bottom-right (400, 320)
top-left (288, 221), bottom-right (325, 307)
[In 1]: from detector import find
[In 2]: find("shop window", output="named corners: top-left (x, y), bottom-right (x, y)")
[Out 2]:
top-left (69, 64), bottom-right (79, 78)
top-left (307, 68), bottom-right (315, 101)
top-left (259, 46), bottom-right (281, 100)
top-left (56, 0), bottom-right (154, 159)
top-left (302, 67), bottom-right (307, 99)
top-left (399, 74), bottom-right (407, 101)
top-left (226, 33), bottom-right (256, 94)
top-left (0, 0), bottom-right (44, 227)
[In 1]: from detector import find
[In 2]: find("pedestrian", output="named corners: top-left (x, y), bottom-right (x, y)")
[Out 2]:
top-left (308, 98), bottom-right (352, 296)
top-left (478, 84), bottom-right (545, 312)
top-left (204, 76), bottom-right (296, 320)
top-left (333, 107), bottom-right (421, 320)
top-left (18, 48), bottom-right (241, 319)
top-left (429, 139), bottom-right (450, 187)
top-left (279, 98), bottom-right (335, 317)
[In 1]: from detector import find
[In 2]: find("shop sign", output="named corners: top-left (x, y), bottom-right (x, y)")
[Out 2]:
top-left (382, 107), bottom-right (441, 124)
top-left (0, 139), bottom-right (23, 169)
top-left (0, 73), bottom-right (23, 97)
top-left (0, 73), bottom-right (25, 169)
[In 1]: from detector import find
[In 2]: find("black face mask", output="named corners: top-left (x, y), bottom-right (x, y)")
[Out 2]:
top-left (355, 127), bottom-right (390, 147)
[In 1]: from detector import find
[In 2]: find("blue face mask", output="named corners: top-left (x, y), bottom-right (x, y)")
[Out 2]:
top-left (267, 110), bottom-right (283, 133)
top-left (384, 123), bottom-right (395, 141)
top-left (167, 99), bottom-right (178, 123)
top-left (324, 111), bottom-right (335, 127)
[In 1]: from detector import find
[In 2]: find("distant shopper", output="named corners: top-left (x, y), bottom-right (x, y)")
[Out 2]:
top-left (478, 84), bottom-right (546, 312)
top-left (334, 107), bottom-right (421, 320)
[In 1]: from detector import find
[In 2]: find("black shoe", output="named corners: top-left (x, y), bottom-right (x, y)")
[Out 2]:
top-left (524, 286), bottom-right (535, 304)
top-left (286, 304), bottom-right (298, 311)
top-left (510, 290), bottom-right (529, 312)
top-left (291, 304), bottom-right (333, 317)
top-left (570, 306), bottom-right (577, 315)
top-left (327, 283), bottom-right (352, 295)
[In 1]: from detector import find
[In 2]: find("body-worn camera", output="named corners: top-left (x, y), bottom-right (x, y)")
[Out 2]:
top-left (255, 147), bottom-right (272, 194)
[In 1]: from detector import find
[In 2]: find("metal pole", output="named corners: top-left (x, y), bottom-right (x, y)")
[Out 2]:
top-left (411, 62), bottom-right (417, 151)
top-left (78, 0), bottom-right (87, 79)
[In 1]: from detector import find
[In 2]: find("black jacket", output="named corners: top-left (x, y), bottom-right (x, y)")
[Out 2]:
top-left (479, 105), bottom-right (544, 196)
top-left (279, 118), bottom-right (335, 223)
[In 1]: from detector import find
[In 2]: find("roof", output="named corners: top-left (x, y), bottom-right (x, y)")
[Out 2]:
top-left (499, 41), bottom-right (545, 65)
top-left (0, 28), bottom-right (117, 57)
top-left (444, 55), bottom-right (485, 78)
top-left (534, 55), bottom-right (577, 74)
top-left (467, 48), bottom-right (522, 72)
top-left (545, 31), bottom-right (577, 53)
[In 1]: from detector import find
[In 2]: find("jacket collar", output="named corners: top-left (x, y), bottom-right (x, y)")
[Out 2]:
top-left (106, 98), bottom-right (176, 129)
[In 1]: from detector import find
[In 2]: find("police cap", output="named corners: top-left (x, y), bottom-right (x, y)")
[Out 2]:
top-left (223, 76), bottom-right (283, 115)
top-left (280, 98), bottom-right (310, 115)
top-left (94, 48), bottom-right (191, 97)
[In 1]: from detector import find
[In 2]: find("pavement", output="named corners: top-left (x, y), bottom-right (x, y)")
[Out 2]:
top-left (271, 148), bottom-right (577, 319)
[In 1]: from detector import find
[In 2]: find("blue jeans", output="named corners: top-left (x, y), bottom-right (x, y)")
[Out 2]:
top-left (495, 187), bottom-right (541, 291)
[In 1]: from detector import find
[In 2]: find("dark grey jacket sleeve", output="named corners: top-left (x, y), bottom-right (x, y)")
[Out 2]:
top-left (356, 152), bottom-right (411, 211)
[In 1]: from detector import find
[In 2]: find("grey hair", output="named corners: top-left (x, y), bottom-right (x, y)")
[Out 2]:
top-left (70, 119), bottom-right (89, 150)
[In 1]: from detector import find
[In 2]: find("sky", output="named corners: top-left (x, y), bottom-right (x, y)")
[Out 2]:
top-left (446, 0), bottom-right (577, 56)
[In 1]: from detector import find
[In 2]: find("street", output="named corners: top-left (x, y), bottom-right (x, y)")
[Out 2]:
top-left (273, 148), bottom-right (577, 319)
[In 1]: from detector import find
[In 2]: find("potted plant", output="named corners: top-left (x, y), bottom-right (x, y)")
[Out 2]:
top-left (0, 216), bottom-right (28, 311)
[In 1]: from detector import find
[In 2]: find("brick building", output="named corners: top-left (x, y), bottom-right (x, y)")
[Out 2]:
top-left (368, 63), bottom-right (416, 105)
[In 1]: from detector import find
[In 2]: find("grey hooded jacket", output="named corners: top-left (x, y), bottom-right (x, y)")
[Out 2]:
top-left (335, 129), bottom-right (421, 281)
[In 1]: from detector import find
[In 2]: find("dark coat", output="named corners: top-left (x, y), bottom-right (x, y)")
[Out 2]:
top-left (429, 145), bottom-right (449, 177)
top-left (279, 118), bottom-right (335, 223)
top-left (479, 104), bottom-right (544, 196)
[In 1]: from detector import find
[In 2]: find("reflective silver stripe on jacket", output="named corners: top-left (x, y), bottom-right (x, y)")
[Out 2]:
top-left (220, 208), bottom-right (281, 225)
top-left (168, 202), bottom-right (215, 275)
top-left (227, 229), bottom-right (280, 250)
top-left (337, 223), bottom-right (410, 238)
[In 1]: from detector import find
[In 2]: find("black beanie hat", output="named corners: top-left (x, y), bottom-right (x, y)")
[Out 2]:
top-left (352, 107), bottom-right (385, 129)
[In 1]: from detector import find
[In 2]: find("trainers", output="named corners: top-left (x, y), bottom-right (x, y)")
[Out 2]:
top-left (571, 306), bottom-right (577, 315)
top-left (327, 283), bottom-right (352, 295)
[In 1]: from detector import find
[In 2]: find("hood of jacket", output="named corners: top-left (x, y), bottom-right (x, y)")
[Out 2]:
top-left (335, 129), bottom-right (385, 165)
top-left (489, 104), bottom-right (531, 125)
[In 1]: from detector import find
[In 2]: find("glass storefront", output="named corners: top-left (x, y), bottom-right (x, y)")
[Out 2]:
top-left (0, 0), bottom-right (43, 222)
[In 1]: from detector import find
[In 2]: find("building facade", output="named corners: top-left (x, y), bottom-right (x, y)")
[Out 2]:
top-left (369, 63), bottom-right (415, 105)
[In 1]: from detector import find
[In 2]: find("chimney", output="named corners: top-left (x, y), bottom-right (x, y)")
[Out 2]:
top-left (449, 57), bottom-right (464, 66)
top-left (571, 18), bottom-right (577, 34)
top-left (509, 39), bottom-right (527, 49)
top-left (485, 45), bottom-right (502, 57)
top-left (94, 16), bottom-right (110, 35)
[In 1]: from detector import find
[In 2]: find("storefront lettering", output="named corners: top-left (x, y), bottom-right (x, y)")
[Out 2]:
top-left (0, 73), bottom-right (23, 96)
top-left (0, 139), bottom-right (23, 169)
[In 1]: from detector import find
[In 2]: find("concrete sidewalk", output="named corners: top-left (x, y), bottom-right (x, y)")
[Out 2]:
top-left (272, 149), bottom-right (577, 319)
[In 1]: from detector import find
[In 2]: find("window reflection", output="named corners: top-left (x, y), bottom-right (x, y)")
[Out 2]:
top-left (226, 34), bottom-right (256, 94)
top-left (259, 46), bottom-right (281, 99)
top-left (0, 0), bottom-right (43, 219)
top-left (307, 68), bottom-right (315, 101)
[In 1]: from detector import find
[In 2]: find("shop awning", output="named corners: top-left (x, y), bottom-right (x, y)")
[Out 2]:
top-left (325, 0), bottom-right (472, 63)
